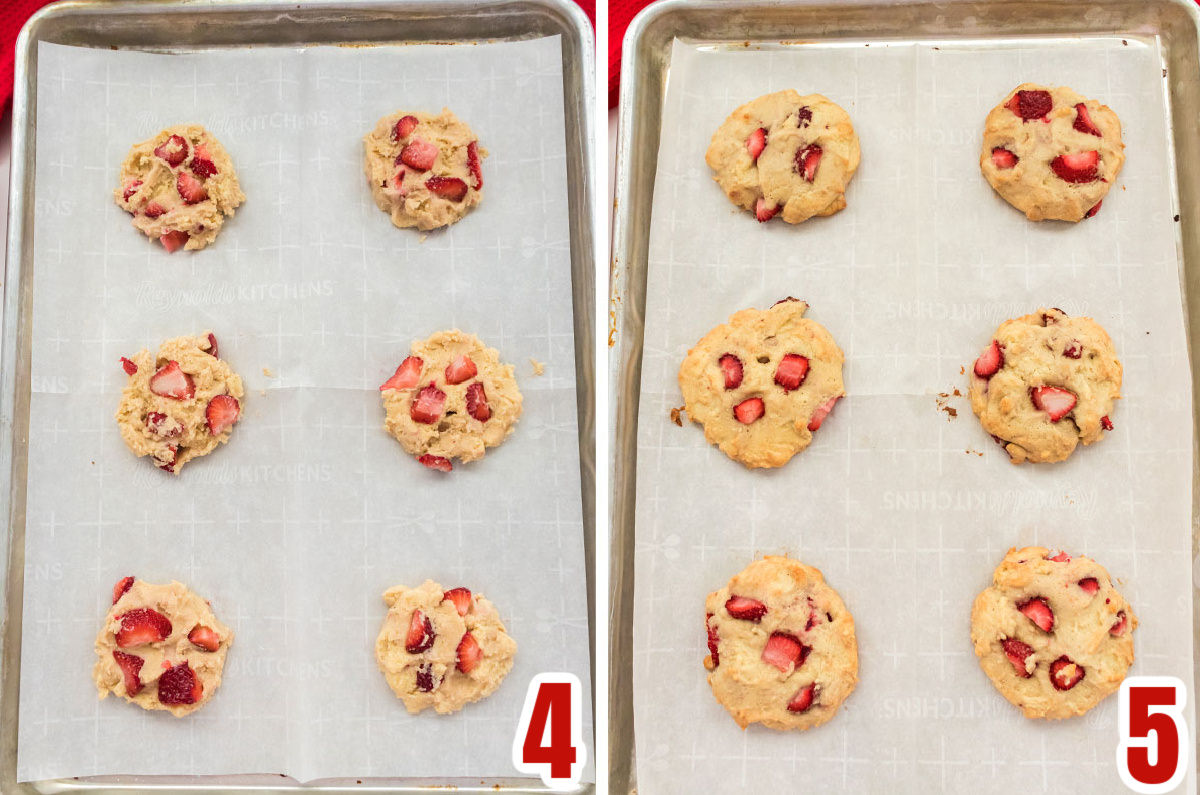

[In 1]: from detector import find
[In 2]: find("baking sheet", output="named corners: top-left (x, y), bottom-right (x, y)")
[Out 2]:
top-left (632, 36), bottom-right (1194, 793)
top-left (17, 38), bottom-right (592, 783)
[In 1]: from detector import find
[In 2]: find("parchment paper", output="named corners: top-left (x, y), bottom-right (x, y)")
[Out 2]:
top-left (633, 37), bottom-right (1194, 794)
top-left (18, 38), bottom-right (592, 783)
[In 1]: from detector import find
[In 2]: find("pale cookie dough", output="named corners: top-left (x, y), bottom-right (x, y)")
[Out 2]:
top-left (364, 108), bottom-right (486, 231)
top-left (705, 90), bottom-right (860, 224)
top-left (969, 307), bottom-right (1121, 464)
top-left (375, 580), bottom-right (517, 715)
top-left (379, 330), bottom-right (521, 471)
top-left (971, 547), bottom-right (1135, 720)
top-left (704, 557), bottom-right (858, 731)
top-left (94, 576), bottom-right (233, 717)
top-left (114, 124), bottom-right (245, 252)
top-left (679, 298), bottom-right (845, 468)
top-left (980, 84), bottom-right (1125, 221)
top-left (116, 332), bottom-right (244, 474)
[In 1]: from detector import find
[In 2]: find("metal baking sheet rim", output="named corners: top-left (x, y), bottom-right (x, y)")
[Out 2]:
top-left (0, 0), bottom-right (596, 792)
top-left (608, 0), bottom-right (1200, 791)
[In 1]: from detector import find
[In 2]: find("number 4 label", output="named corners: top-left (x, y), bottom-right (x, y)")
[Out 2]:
top-left (513, 672), bottom-right (586, 790)
top-left (1117, 676), bottom-right (1189, 794)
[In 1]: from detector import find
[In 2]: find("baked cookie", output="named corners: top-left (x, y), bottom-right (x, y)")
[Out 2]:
top-left (704, 557), bottom-right (858, 731)
top-left (971, 547), bottom-right (1136, 720)
top-left (114, 124), bottom-right (245, 252)
top-left (379, 330), bottom-right (521, 471)
top-left (364, 108), bottom-right (485, 231)
top-left (375, 580), bottom-right (517, 715)
top-left (980, 84), bottom-right (1125, 221)
top-left (969, 308), bottom-right (1121, 464)
top-left (678, 298), bottom-right (845, 468)
top-left (115, 333), bottom-right (244, 474)
top-left (93, 576), bottom-right (233, 717)
top-left (705, 90), bottom-right (860, 224)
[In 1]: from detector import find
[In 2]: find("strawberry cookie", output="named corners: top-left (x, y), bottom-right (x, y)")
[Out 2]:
top-left (93, 577), bottom-right (233, 717)
top-left (379, 330), bottom-right (521, 472)
top-left (969, 308), bottom-right (1121, 464)
top-left (114, 124), bottom-right (245, 252)
top-left (375, 580), bottom-right (517, 714)
top-left (364, 108), bottom-right (486, 231)
top-left (705, 90), bottom-right (860, 224)
top-left (971, 547), bottom-right (1136, 719)
top-left (678, 298), bottom-right (845, 468)
top-left (980, 84), bottom-right (1125, 221)
top-left (704, 557), bottom-right (858, 731)
top-left (115, 333), bottom-right (244, 474)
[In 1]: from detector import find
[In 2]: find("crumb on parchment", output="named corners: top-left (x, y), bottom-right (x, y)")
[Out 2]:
top-left (530, 358), bottom-right (545, 376)
top-left (262, 367), bottom-right (275, 378)
top-left (670, 406), bottom-right (684, 427)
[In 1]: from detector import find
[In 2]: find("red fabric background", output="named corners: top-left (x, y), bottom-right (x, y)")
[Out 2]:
top-left (608, 0), bottom-right (654, 107)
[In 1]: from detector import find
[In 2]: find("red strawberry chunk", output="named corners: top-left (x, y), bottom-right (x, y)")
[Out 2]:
top-left (444, 355), bottom-right (478, 385)
top-left (467, 140), bottom-right (483, 190)
top-left (1047, 551), bottom-right (1071, 563)
top-left (774, 354), bottom-right (809, 392)
top-left (795, 144), bottom-right (822, 182)
top-left (410, 382), bottom-right (447, 424)
top-left (1110, 610), bottom-right (1128, 635)
top-left (1101, 415), bottom-right (1114, 431)
top-left (191, 158), bottom-right (217, 180)
top-left (1078, 578), bottom-right (1100, 595)
top-left (754, 198), bottom-right (779, 223)
top-left (443, 587), bottom-right (472, 616)
top-left (205, 394), bottom-right (240, 435)
top-left (160, 230), bottom-right (189, 253)
top-left (724, 595), bottom-right (768, 622)
top-left (705, 614), bottom-right (720, 667)
top-left (415, 662), bottom-right (437, 692)
top-left (973, 340), bottom-right (1004, 378)
top-left (786, 683), bottom-right (815, 713)
top-left (115, 607), bottom-right (172, 648)
top-left (156, 446), bottom-right (178, 473)
top-left (188, 624), bottom-right (221, 651)
top-left (746, 127), bottom-right (767, 161)
top-left (733, 397), bottom-right (764, 424)
top-left (112, 576), bottom-right (134, 604)
top-left (1084, 201), bottom-right (1103, 219)
top-left (112, 650), bottom-right (144, 695)
top-left (426, 176), bottom-right (469, 202)
top-left (1001, 638), bottom-right (1035, 678)
top-left (154, 134), bottom-right (189, 167)
top-left (1063, 341), bottom-right (1082, 359)
top-left (120, 357), bottom-right (138, 376)
top-left (456, 632), bottom-right (482, 673)
top-left (719, 354), bottom-right (744, 390)
top-left (991, 147), bottom-right (1018, 169)
top-left (145, 412), bottom-right (181, 438)
top-left (149, 361), bottom-right (195, 400)
top-left (380, 356), bottom-right (423, 391)
top-left (1006, 90), bottom-right (1052, 120)
top-left (417, 454), bottom-right (453, 472)
top-left (807, 396), bottom-right (839, 432)
top-left (1030, 386), bottom-right (1077, 421)
top-left (1050, 150), bottom-right (1099, 183)
top-left (158, 662), bottom-right (203, 705)
top-left (761, 632), bottom-right (809, 672)
top-left (394, 115), bottom-right (420, 141)
top-left (400, 138), bottom-right (439, 171)
top-left (466, 382), bottom-right (491, 422)
top-left (1018, 597), bottom-right (1054, 632)
top-left (405, 609), bottom-right (435, 653)
top-left (206, 332), bottom-right (219, 358)
top-left (123, 180), bottom-right (143, 201)
top-left (143, 202), bottom-right (167, 219)
top-left (176, 170), bottom-right (208, 204)
top-left (1073, 103), bottom-right (1102, 136)
top-left (1049, 655), bottom-right (1084, 691)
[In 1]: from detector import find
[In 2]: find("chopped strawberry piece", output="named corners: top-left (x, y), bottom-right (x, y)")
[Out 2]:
top-left (1006, 89), bottom-right (1052, 120)
top-left (465, 382), bottom-right (491, 422)
top-left (1049, 655), bottom-right (1084, 691)
top-left (143, 202), bottom-right (167, 218)
top-left (795, 144), bottom-right (822, 182)
top-left (205, 394), bottom-right (240, 435)
top-left (755, 198), bottom-right (779, 222)
top-left (160, 230), bottom-right (189, 253)
top-left (393, 115), bottom-right (420, 141)
top-left (415, 662), bottom-right (437, 692)
top-left (724, 596), bottom-right (768, 622)
top-left (1101, 415), bottom-right (1114, 431)
top-left (761, 632), bottom-right (809, 672)
top-left (1001, 638), bottom-right (1035, 678)
top-left (443, 587), bottom-right (472, 616)
top-left (733, 397), bottom-right (765, 424)
top-left (1073, 103), bottom-right (1102, 136)
top-left (444, 355), bottom-right (478, 385)
top-left (115, 607), bottom-right (172, 648)
top-left (154, 134), bottom-right (189, 167)
top-left (467, 140), bottom-right (483, 190)
top-left (719, 354), bottom-right (744, 389)
top-left (405, 609), bottom-right (435, 653)
top-left (191, 157), bottom-right (218, 180)
top-left (1063, 341), bottom-right (1082, 359)
top-left (158, 662), bottom-right (203, 705)
top-left (380, 356), bottom-right (424, 391)
top-left (1078, 578), bottom-right (1100, 595)
top-left (149, 361), bottom-right (195, 400)
top-left (188, 625), bottom-right (220, 651)
top-left (1084, 201), bottom-right (1102, 219)
top-left (991, 147), bottom-right (1018, 169)
top-left (973, 340), bottom-right (1004, 378)
top-left (456, 632), bottom-right (482, 673)
top-left (206, 332), bottom-right (219, 358)
top-left (122, 180), bottom-right (143, 201)
top-left (111, 576), bottom-right (134, 604)
top-left (746, 127), bottom-right (767, 161)
top-left (705, 614), bottom-right (720, 667)
top-left (400, 138), bottom-right (439, 171)
top-left (1030, 386), bottom-right (1077, 421)
top-left (176, 170), bottom-right (208, 204)
top-left (112, 650), bottom-right (144, 695)
top-left (426, 176), bottom-right (469, 201)
top-left (786, 683), bottom-right (815, 713)
top-left (417, 455), bottom-right (453, 472)
top-left (156, 446), bottom-right (178, 473)
top-left (410, 382), bottom-right (447, 424)
top-left (1018, 597), bottom-right (1054, 632)
top-left (773, 297), bottom-right (802, 306)
top-left (1047, 551), bottom-right (1071, 563)
top-left (120, 357), bottom-right (138, 376)
top-left (1050, 150), bottom-right (1099, 183)
top-left (1110, 610), bottom-right (1128, 635)
top-left (145, 412), bottom-right (181, 438)
top-left (391, 166), bottom-right (408, 194)
top-left (807, 396), bottom-right (839, 432)
top-left (774, 353), bottom-right (809, 392)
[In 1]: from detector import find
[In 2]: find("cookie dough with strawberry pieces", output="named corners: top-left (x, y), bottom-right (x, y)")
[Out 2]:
top-left (364, 108), bottom-right (485, 231)
top-left (969, 308), bottom-right (1121, 464)
top-left (94, 576), bottom-right (233, 717)
top-left (375, 580), bottom-right (517, 714)
top-left (705, 557), bottom-right (858, 731)
top-left (379, 330), bottom-right (521, 471)
top-left (971, 547), bottom-right (1136, 720)
top-left (116, 332), bottom-right (244, 473)
top-left (115, 124), bottom-right (245, 252)
top-left (980, 84), bottom-right (1125, 221)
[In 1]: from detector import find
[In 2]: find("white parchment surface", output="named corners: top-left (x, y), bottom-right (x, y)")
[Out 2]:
top-left (633, 37), bottom-right (1194, 794)
top-left (18, 38), bottom-right (592, 783)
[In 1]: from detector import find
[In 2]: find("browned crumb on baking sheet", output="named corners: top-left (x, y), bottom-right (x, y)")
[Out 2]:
top-left (935, 388), bottom-right (962, 420)
top-left (670, 406), bottom-right (685, 427)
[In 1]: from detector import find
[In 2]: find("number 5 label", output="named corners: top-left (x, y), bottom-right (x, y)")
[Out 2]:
top-left (1117, 676), bottom-right (1189, 793)
top-left (512, 672), bottom-right (586, 790)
